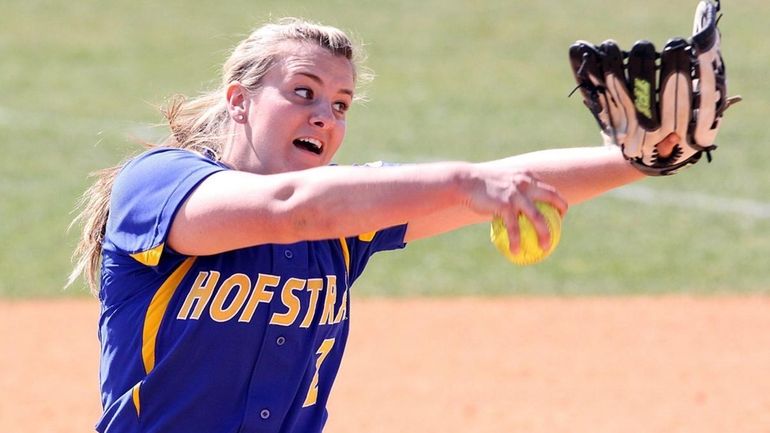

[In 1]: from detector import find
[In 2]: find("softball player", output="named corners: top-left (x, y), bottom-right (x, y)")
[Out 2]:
top-left (69, 18), bottom-right (677, 433)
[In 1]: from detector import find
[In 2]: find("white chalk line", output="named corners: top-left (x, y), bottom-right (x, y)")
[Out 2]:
top-left (608, 185), bottom-right (770, 220)
top-left (3, 106), bottom-right (769, 220)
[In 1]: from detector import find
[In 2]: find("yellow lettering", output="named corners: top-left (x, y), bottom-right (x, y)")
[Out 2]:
top-left (319, 275), bottom-right (337, 325)
top-left (633, 78), bottom-right (653, 119)
top-left (210, 273), bottom-right (251, 322)
top-left (177, 271), bottom-right (220, 320)
top-left (301, 278), bottom-right (324, 328)
top-left (270, 278), bottom-right (305, 326)
top-left (333, 287), bottom-right (348, 324)
top-left (239, 274), bottom-right (279, 323)
top-left (303, 338), bottom-right (336, 407)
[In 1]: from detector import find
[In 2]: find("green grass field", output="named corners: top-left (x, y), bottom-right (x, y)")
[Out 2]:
top-left (2, 0), bottom-right (768, 297)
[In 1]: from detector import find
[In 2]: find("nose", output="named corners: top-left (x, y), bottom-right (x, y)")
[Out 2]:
top-left (309, 102), bottom-right (335, 130)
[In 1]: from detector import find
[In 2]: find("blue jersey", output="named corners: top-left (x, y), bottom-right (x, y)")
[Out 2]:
top-left (96, 148), bottom-right (407, 433)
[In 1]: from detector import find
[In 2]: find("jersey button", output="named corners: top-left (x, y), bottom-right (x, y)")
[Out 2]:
top-left (284, 249), bottom-right (293, 259)
top-left (276, 336), bottom-right (286, 346)
top-left (260, 409), bottom-right (271, 420)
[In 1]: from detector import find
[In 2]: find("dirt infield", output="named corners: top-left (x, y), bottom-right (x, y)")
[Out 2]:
top-left (2, 296), bottom-right (769, 433)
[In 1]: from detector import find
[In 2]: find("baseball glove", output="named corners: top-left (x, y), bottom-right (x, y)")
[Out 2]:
top-left (568, 0), bottom-right (741, 176)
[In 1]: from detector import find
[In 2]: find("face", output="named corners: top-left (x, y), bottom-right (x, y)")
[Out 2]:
top-left (228, 41), bottom-right (355, 174)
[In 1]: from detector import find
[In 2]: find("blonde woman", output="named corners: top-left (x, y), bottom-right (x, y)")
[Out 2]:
top-left (70, 18), bottom-right (677, 433)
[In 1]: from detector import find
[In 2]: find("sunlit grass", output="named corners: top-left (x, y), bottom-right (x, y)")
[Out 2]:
top-left (2, 0), bottom-right (767, 297)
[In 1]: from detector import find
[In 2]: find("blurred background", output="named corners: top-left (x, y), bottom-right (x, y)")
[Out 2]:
top-left (2, 0), bottom-right (768, 298)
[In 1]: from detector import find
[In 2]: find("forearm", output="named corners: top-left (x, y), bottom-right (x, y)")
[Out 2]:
top-left (483, 145), bottom-right (644, 205)
top-left (404, 146), bottom-right (642, 242)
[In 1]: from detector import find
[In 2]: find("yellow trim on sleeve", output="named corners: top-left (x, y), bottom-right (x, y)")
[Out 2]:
top-left (131, 382), bottom-right (142, 417)
top-left (142, 257), bottom-right (197, 374)
top-left (357, 231), bottom-right (376, 242)
top-left (130, 243), bottom-right (165, 266)
top-left (338, 238), bottom-right (350, 274)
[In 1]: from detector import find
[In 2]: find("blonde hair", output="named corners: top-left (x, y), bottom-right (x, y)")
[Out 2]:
top-left (68, 18), bottom-right (367, 294)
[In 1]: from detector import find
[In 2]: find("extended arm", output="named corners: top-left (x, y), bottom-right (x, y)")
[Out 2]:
top-left (168, 161), bottom-right (565, 256)
top-left (403, 143), bottom-right (649, 242)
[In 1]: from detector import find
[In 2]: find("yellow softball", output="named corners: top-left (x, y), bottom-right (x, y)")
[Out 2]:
top-left (490, 202), bottom-right (562, 266)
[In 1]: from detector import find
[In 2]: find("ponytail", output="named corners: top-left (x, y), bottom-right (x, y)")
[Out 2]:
top-left (67, 165), bottom-right (121, 294)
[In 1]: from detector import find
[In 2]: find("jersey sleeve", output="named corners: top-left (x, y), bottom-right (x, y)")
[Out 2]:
top-left (342, 224), bottom-right (408, 285)
top-left (104, 148), bottom-right (227, 266)
top-left (336, 161), bottom-right (412, 284)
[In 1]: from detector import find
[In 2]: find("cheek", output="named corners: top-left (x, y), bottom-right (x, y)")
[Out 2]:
top-left (249, 91), bottom-right (295, 124)
top-left (249, 104), bottom-right (295, 138)
top-left (335, 119), bottom-right (347, 137)
top-left (331, 121), bottom-right (347, 147)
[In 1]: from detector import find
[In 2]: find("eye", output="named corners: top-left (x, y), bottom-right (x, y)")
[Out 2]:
top-left (295, 87), bottom-right (313, 99)
top-left (333, 101), bottom-right (349, 114)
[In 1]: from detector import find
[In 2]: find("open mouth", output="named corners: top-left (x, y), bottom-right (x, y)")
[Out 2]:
top-left (293, 137), bottom-right (323, 155)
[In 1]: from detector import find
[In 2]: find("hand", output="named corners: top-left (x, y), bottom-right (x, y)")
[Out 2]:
top-left (467, 168), bottom-right (568, 253)
top-left (654, 132), bottom-right (680, 160)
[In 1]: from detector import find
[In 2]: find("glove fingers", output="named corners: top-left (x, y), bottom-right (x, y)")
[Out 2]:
top-left (569, 42), bottom-right (613, 136)
top-left (691, 0), bottom-right (718, 49)
top-left (569, 0), bottom-right (736, 176)
top-left (600, 40), bottom-right (639, 155)
top-left (638, 37), bottom-right (701, 174)
top-left (626, 40), bottom-right (660, 130)
top-left (659, 38), bottom-right (693, 146)
top-left (625, 40), bottom-right (663, 163)
top-left (692, 44), bottom-right (724, 147)
top-left (569, 42), bottom-right (603, 88)
top-left (691, 0), bottom-right (725, 148)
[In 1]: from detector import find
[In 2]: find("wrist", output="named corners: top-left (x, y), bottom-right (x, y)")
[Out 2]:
top-left (452, 162), bottom-right (485, 211)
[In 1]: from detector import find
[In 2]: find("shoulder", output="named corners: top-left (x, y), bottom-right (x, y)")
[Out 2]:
top-left (119, 147), bottom-right (225, 177)
top-left (113, 147), bottom-right (227, 197)
top-left (105, 147), bottom-right (229, 259)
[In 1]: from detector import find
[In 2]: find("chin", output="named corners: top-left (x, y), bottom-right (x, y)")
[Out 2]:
top-left (284, 160), bottom-right (324, 173)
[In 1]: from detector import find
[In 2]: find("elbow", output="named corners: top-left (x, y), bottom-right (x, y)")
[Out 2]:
top-left (274, 207), bottom-right (338, 242)
top-left (268, 186), bottom-right (339, 242)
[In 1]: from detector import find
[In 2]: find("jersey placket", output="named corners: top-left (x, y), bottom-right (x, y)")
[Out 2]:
top-left (240, 242), bottom-right (314, 433)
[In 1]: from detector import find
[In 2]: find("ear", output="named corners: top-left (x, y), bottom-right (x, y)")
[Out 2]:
top-left (226, 82), bottom-right (249, 124)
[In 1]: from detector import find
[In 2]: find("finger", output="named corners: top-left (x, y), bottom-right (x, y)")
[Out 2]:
top-left (515, 196), bottom-right (552, 251)
top-left (522, 177), bottom-right (569, 216)
top-left (655, 132), bottom-right (680, 159)
top-left (532, 186), bottom-right (569, 217)
top-left (502, 212), bottom-right (521, 255)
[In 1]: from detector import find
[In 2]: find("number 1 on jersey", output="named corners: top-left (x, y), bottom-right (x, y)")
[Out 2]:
top-left (303, 338), bottom-right (335, 407)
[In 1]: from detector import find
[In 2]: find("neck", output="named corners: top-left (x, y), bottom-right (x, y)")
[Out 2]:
top-left (221, 124), bottom-right (264, 173)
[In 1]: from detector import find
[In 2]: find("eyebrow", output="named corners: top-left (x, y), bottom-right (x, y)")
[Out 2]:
top-left (296, 72), bottom-right (354, 97)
